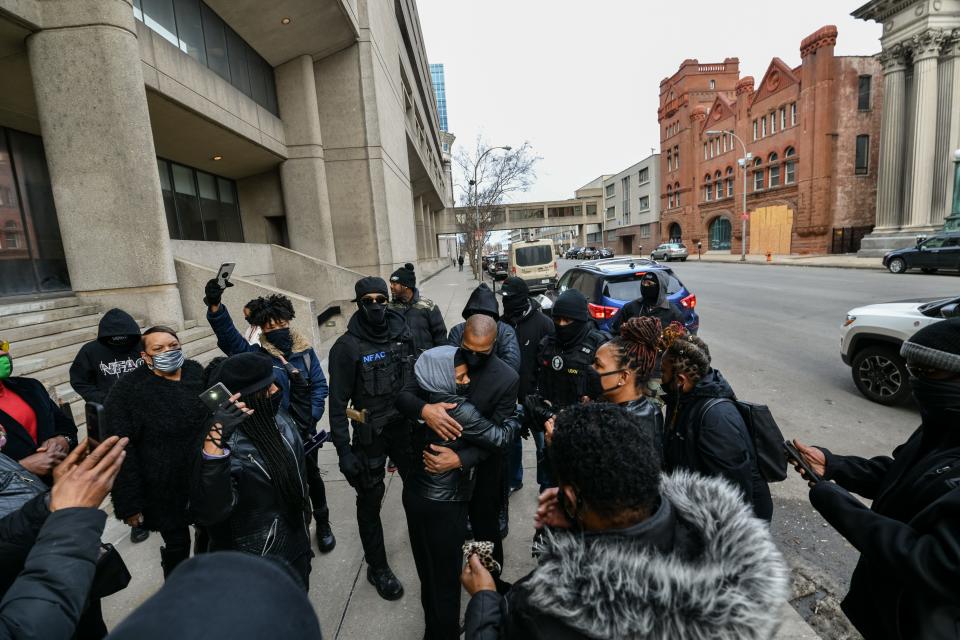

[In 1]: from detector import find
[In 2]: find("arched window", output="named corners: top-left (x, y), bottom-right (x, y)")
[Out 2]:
top-left (784, 147), bottom-right (796, 184)
top-left (704, 174), bottom-right (712, 201)
top-left (726, 166), bottom-right (734, 198)
top-left (753, 157), bottom-right (764, 192)
top-left (667, 151), bottom-right (672, 171)
top-left (768, 152), bottom-right (781, 188)
top-left (768, 152), bottom-right (778, 163)
top-left (709, 217), bottom-right (732, 250)
top-left (674, 182), bottom-right (681, 207)
top-left (714, 170), bottom-right (723, 200)
top-left (668, 222), bottom-right (682, 242)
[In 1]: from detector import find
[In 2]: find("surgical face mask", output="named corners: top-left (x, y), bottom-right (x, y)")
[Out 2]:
top-left (909, 376), bottom-right (960, 421)
top-left (264, 328), bottom-right (293, 353)
top-left (459, 347), bottom-right (492, 370)
top-left (0, 354), bottom-right (11, 381)
top-left (359, 296), bottom-right (388, 325)
top-left (147, 349), bottom-right (184, 373)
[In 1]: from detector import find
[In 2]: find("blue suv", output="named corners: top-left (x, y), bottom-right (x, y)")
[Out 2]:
top-left (550, 258), bottom-right (699, 333)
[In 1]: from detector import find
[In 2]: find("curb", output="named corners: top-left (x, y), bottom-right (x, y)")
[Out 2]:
top-left (687, 258), bottom-right (883, 271)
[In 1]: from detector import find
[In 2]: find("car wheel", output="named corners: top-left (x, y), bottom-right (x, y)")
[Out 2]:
top-left (920, 267), bottom-right (938, 274)
top-left (851, 345), bottom-right (910, 405)
top-left (680, 257), bottom-right (687, 262)
top-left (887, 257), bottom-right (907, 274)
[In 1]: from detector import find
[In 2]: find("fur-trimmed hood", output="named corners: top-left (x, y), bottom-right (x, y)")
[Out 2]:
top-left (519, 470), bottom-right (789, 640)
top-left (258, 329), bottom-right (311, 358)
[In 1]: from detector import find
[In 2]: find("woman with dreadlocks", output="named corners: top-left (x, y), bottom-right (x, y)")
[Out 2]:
top-left (660, 330), bottom-right (773, 520)
top-left (591, 316), bottom-right (665, 451)
top-left (192, 352), bottom-right (313, 588)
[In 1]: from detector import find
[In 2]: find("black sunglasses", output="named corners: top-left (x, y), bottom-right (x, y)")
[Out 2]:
top-left (361, 295), bottom-right (388, 306)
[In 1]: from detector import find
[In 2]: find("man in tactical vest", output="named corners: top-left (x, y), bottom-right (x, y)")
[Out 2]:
top-left (328, 276), bottom-right (417, 601)
top-left (388, 262), bottom-right (447, 355)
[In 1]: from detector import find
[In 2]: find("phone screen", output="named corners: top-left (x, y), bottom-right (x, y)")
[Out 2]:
top-left (200, 383), bottom-right (232, 411)
top-left (217, 263), bottom-right (236, 288)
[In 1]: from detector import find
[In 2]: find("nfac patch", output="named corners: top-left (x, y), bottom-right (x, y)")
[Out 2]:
top-left (551, 355), bottom-right (564, 371)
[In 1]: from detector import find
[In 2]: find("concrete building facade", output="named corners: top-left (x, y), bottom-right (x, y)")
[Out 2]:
top-left (657, 26), bottom-right (883, 255)
top-left (853, 0), bottom-right (960, 255)
top-left (0, 0), bottom-right (450, 327)
top-left (601, 155), bottom-right (661, 256)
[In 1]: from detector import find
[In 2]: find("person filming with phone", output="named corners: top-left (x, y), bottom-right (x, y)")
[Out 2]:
top-left (789, 318), bottom-right (960, 640)
top-left (204, 270), bottom-right (334, 554)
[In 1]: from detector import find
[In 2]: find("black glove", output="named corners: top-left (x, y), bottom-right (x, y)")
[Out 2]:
top-left (204, 278), bottom-right (233, 307)
top-left (208, 401), bottom-right (248, 448)
top-left (338, 450), bottom-right (363, 479)
top-left (522, 394), bottom-right (556, 433)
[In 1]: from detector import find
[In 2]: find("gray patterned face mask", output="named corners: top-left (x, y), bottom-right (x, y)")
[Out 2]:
top-left (148, 349), bottom-right (184, 373)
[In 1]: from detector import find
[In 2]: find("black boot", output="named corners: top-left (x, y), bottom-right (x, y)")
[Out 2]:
top-left (130, 526), bottom-right (149, 544)
top-left (160, 546), bottom-right (189, 580)
top-left (367, 564), bottom-right (404, 601)
top-left (314, 510), bottom-right (336, 553)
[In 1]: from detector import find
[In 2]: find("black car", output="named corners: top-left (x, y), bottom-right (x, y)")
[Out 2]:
top-left (564, 246), bottom-right (583, 259)
top-left (883, 232), bottom-right (960, 274)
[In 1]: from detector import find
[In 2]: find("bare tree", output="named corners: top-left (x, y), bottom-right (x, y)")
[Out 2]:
top-left (454, 137), bottom-right (539, 279)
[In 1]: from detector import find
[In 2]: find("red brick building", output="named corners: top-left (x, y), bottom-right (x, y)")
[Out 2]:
top-left (657, 26), bottom-right (883, 255)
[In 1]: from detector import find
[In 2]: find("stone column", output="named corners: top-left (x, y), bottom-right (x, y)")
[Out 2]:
top-left (932, 35), bottom-right (960, 227)
top-left (875, 46), bottom-right (909, 230)
top-left (27, 0), bottom-right (183, 326)
top-left (275, 55), bottom-right (337, 263)
top-left (906, 30), bottom-right (947, 228)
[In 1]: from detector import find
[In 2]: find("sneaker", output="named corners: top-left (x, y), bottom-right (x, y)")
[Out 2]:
top-left (509, 483), bottom-right (523, 495)
top-left (367, 565), bottom-right (404, 601)
top-left (130, 526), bottom-right (150, 544)
top-left (315, 519), bottom-right (336, 554)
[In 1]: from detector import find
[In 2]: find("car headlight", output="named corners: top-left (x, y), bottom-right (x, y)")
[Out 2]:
top-left (843, 314), bottom-right (856, 327)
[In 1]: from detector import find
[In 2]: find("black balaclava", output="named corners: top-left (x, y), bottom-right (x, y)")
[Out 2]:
top-left (501, 276), bottom-right (531, 325)
top-left (264, 328), bottom-right (293, 354)
top-left (640, 273), bottom-right (660, 305)
top-left (552, 289), bottom-right (591, 346)
top-left (354, 276), bottom-right (390, 327)
top-left (901, 318), bottom-right (960, 427)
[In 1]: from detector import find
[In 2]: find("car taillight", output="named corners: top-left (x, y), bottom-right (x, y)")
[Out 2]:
top-left (588, 303), bottom-right (619, 320)
top-left (511, 266), bottom-right (516, 274)
top-left (680, 294), bottom-right (697, 309)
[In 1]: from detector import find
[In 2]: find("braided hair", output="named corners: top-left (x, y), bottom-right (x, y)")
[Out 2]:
top-left (664, 332), bottom-right (712, 385)
top-left (246, 295), bottom-right (296, 328)
top-left (239, 389), bottom-right (307, 516)
top-left (605, 316), bottom-right (661, 389)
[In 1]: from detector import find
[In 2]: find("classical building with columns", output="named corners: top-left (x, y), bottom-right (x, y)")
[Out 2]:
top-left (853, 0), bottom-right (960, 256)
top-left (0, 0), bottom-right (450, 326)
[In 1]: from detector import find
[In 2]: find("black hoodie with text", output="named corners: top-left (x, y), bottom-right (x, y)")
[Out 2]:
top-left (69, 309), bottom-right (142, 405)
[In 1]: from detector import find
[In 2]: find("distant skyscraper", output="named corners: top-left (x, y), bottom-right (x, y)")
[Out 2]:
top-left (430, 63), bottom-right (448, 132)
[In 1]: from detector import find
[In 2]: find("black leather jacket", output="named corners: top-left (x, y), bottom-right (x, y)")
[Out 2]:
top-left (0, 455), bottom-right (45, 520)
top-left (192, 411), bottom-right (311, 571)
top-left (409, 391), bottom-right (520, 502)
top-left (619, 397), bottom-right (665, 457)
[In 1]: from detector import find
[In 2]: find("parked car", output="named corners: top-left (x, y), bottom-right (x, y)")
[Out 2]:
top-left (650, 243), bottom-right (689, 262)
top-left (509, 239), bottom-right (556, 291)
top-left (597, 247), bottom-right (614, 258)
top-left (840, 295), bottom-right (960, 404)
top-left (564, 246), bottom-right (583, 259)
top-left (883, 232), bottom-right (960, 274)
top-left (577, 247), bottom-right (599, 260)
top-left (542, 258), bottom-right (699, 333)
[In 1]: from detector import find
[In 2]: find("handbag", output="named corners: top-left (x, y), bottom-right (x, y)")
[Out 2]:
top-left (90, 543), bottom-right (131, 599)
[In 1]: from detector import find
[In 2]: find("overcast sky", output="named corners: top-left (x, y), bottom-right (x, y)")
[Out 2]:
top-left (417, 0), bottom-right (883, 203)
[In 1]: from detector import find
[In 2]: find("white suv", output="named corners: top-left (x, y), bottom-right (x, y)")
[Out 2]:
top-left (841, 296), bottom-right (959, 404)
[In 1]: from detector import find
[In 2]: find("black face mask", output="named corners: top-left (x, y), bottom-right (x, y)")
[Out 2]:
top-left (106, 335), bottom-right (136, 349)
top-left (264, 328), bottom-right (293, 353)
top-left (582, 367), bottom-right (606, 401)
top-left (502, 296), bottom-right (528, 323)
top-left (910, 376), bottom-right (960, 423)
top-left (359, 300), bottom-right (387, 325)
top-left (640, 283), bottom-right (660, 305)
top-left (459, 347), bottom-right (492, 370)
top-left (456, 383), bottom-right (471, 396)
top-left (555, 320), bottom-right (585, 346)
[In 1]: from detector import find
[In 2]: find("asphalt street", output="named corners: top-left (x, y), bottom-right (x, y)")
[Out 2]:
top-left (559, 258), bottom-right (960, 605)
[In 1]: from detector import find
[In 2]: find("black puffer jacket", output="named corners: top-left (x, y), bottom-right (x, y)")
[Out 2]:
top-left (619, 397), bottom-right (664, 455)
top-left (389, 289), bottom-right (447, 355)
top-left (809, 417), bottom-right (960, 640)
top-left (663, 369), bottom-right (772, 520)
top-left (0, 491), bottom-right (49, 597)
top-left (104, 360), bottom-right (208, 530)
top-left (68, 308), bottom-right (142, 406)
top-left (505, 299), bottom-right (554, 400)
top-left (192, 410), bottom-right (311, 583)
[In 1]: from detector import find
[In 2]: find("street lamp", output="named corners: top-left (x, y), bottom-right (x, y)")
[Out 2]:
top-left (707, 130), bottom-right (751, 261)
top-left (471, 145), bottom-right (512, 276)
top-left (946, 148), bottom-right (960, 232)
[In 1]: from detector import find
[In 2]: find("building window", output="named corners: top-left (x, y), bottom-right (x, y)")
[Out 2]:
top-left (753, 158), bottom-right (763, 191)
top-left (715, 171), bottom-right (723, 200)
top-left (709, 79), bottom-right (716, 90)
top-left (704, 175), bottom-right (712, 202)
top-left (784, 147), bottom-right (796, 184)
top-left (638, 167), bottom-right (649, 183)
top-left (605, 183), bottom-right (615, 197)
top-left (158, 158), bottom-right (244, 242)
top-left (726, 167), bottom-right (734, 197)
top-left (639, 195), bottom-right (650, 210)
top-left (606, 206), bottom-right (616, 219)
top-left (770, 112), bottom-right (776, 134)
top-left (855, 135), bottom-right (870, 175)
top-left (858, 75), bottom-right (872, 111)
top-left (673, 146), bottom-right (679, 169)
top-left (779, 107), bottom-right (786, 130)
top-left (621, 177), bottom-right (630, 214)
top-left (703, 142), bottom-right (708, 160)
top-left (640, 224), bottom-right (651, 238)
top-left (674, 182), bottom-right (680, 207)
top-left (769, 164), bottom-right (781, 188)
top-left (791, 102), bottom-right (797, 126)
top-left (4, 221), bottom-right (19, 249)
top-left (666, 186), bottom-right (673, 209)
top-left (761, 117), bottom-right (767, 138)
top-left (752, 120), bottom-right (758, 141)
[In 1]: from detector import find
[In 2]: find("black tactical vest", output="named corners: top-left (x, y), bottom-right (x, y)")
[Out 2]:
top-left (353, 333), bottom-right (416, 427)
top-left (537, 329), bottom-right (607, 408)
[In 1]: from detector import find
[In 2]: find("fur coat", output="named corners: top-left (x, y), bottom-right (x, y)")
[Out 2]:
top-left (464, 470), bottom-right (790, 640)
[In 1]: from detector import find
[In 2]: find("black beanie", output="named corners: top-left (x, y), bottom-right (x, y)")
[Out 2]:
top-left (901, 318), bottom-right (960, 373)
top-left (354, 276), bottom-right (389, 302)
top-left (213, 352), bottom-right (276, 396)
top-left (552, 289), bottom-right (591, 323)
top-left (501, 277), bottom-right (530, 299)
top-left (390, 263), bottom-right (416, 290)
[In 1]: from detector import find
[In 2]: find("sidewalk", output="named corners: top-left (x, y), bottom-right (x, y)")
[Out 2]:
top-left (98, 262), bottom-right (821, 639)
top-left (690, 251), bottom-right (883, 270)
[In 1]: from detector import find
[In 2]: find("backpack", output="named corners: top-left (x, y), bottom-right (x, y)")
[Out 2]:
top-left (696, 398), bottom-right (788, 483)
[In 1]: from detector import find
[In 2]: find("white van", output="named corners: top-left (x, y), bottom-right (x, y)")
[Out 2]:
top-left (509, 239), bottom-right (557, 292)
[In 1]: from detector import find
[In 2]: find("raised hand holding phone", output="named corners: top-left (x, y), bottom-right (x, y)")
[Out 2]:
top-left (784, 439), bottom-right (824, 486)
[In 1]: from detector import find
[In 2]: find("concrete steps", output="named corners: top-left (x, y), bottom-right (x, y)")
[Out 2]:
top-left (0, 305), bottom-right (102, 335)
top-left (0, 296), bottom-right (82, 318)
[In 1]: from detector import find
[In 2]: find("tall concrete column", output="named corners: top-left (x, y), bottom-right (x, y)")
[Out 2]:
top-left (906, 30), bottom-right (947, 228)
top-left (425, 203), bottom-right (438, 258)
top-left (875, 47), bottom-right (909, 230)
top-left (413, 196), bottom-right (426, 259)
top-left (932, 36), bottom-right (960, 227)
top-left (276, 55), bottom-right (336, 263)
top-left (27, 0), bottom-right (183, 326)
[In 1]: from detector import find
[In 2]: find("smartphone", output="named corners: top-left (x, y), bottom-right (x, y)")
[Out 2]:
top-left (199, 382), bottom-right (232, 412)
top-left (783, 440), bottom-right (822, 484)
top-left (303, 430), bottom-right (329, 456)
top-left (216, 262), bottom-right (236, 289)
top-left (84, 402), bottom-right (106, 441)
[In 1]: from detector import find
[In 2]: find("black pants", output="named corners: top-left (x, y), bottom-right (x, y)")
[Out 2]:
top-left (469, 454), bottom-right (504, 569)
top-left (74, 599), bottom-right (107, 640)
top-left (403, 489), bottom-right (469, 640)
top-left (350, 420), bottom-right (412, 570)
top-left (159, 527), bottom-right (191, 579)
top-left (305, 446), bottom-right (329, 520)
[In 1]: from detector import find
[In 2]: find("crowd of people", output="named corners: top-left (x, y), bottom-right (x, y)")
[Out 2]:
top-left (0, 257), bottom-right (955, 639)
